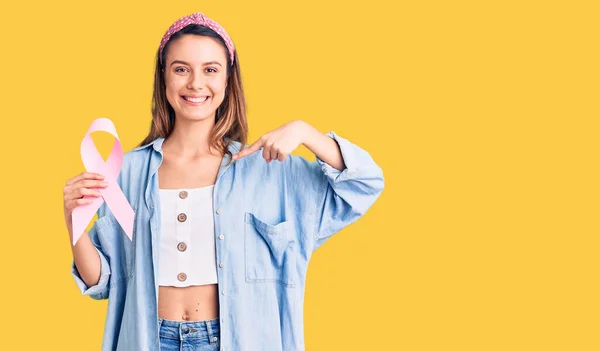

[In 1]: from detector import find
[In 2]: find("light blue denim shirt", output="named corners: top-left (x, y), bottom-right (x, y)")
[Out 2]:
top-left (71, 131), bottom-right (384, 351)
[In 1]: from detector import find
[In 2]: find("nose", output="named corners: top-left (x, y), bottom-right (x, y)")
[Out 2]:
top-left (187, 70), bottom-right (206, 91)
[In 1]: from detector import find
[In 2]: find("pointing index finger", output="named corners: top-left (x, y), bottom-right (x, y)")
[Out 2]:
top-left (234, 139), bottom-right (263, 160)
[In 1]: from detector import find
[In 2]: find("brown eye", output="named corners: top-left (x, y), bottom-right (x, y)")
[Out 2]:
top-left (175, 67), bottom-right (187, 73)
top-left (206, 67), bottom-right (217, 73)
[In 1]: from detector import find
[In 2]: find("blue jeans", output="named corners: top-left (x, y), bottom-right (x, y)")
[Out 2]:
top-left (159, 317), bottom-right (220, 351)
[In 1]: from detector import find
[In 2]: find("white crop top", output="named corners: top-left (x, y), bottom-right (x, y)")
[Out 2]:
top-left (158, 185), bottom-right (218, 287)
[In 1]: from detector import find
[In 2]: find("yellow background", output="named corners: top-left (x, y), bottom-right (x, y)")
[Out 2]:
top-left (0, 0), bottom-right (598, 350)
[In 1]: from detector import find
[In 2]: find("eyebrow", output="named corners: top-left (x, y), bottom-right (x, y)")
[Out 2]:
top-left (170, 60), bottom-right (222, 67)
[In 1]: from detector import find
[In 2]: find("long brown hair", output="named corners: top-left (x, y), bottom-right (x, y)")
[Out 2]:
top-left (138, 24), bottom-right (248, 164)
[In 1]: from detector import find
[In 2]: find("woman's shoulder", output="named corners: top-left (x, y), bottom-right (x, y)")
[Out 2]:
top-left (115, 144), bottom-right (155, 186)
top-left (124, 137), bottom-right (162, 166)
top-left (122, 148), bottom-right (146, 173)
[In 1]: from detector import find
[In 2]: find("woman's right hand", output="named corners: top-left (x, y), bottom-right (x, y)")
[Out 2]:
top-left (63, 172), bottom-right (109, 234)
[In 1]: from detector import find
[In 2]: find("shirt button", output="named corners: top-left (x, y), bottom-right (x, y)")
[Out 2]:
top-left (219, 263), bottom-right (224, 268)
top-left (177, 242), bottom-right (187, 252)
top-left (177, 213), bottom-right (187, 222)
top-left (219, 235), bottom-right (224, 240)
top-left (222, 290), bottom-right (226, 295)
top-left (216, 209), bottom-right (221, 215)
top-left (177, 272), bottom-right (187, 282)
top-left (179, 190), bottom-right (188, 199)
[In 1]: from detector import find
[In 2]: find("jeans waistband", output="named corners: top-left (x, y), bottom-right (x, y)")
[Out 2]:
top-left (158, 317), bottom-right (220, 342)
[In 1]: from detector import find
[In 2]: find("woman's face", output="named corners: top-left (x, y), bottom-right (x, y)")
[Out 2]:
top-left (163, 35), bottom-right (228, 123)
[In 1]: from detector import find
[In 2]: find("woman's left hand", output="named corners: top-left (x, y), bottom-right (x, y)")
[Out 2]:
top-left (233, 120), bottom-right (309, 163)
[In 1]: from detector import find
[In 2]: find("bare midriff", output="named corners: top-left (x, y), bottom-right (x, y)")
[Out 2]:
top-left (158, 284), bottom-right (219, 321)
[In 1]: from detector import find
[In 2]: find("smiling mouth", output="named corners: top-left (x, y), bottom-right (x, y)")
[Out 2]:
top-left (181, 96), bottom-right (210, 105)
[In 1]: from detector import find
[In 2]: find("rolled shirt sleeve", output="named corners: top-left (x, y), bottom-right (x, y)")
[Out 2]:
top-left (312, 131), bottom-right (385, 250)
top-left (286, 131), bottom-right (385, 252)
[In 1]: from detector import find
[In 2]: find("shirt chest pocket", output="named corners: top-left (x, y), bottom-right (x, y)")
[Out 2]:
top-left (244, 212), bottom-right (296, 287)
top-left (95, 210), bottom-right (137, 285)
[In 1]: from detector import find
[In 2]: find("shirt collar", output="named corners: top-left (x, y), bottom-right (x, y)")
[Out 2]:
top-left (131, 137), bottom-right (164, 152)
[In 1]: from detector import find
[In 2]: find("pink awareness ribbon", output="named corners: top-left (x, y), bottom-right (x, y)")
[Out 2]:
top-left (71, 118), bottom-right (134, 246)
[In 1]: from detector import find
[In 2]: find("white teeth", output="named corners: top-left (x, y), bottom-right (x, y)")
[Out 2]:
top-left (184, 96), bottom-right (208, 103)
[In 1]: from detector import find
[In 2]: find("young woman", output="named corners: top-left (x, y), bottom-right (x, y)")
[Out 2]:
top-left (64, 12), bottom-right (384, 351)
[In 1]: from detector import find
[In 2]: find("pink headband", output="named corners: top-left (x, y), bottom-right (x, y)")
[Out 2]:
top-left (159, 12), bottom-right (235, 66)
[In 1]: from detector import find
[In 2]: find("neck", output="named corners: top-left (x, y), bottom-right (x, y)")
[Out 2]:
top-left (163, 115), bottom-right (219, 158)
